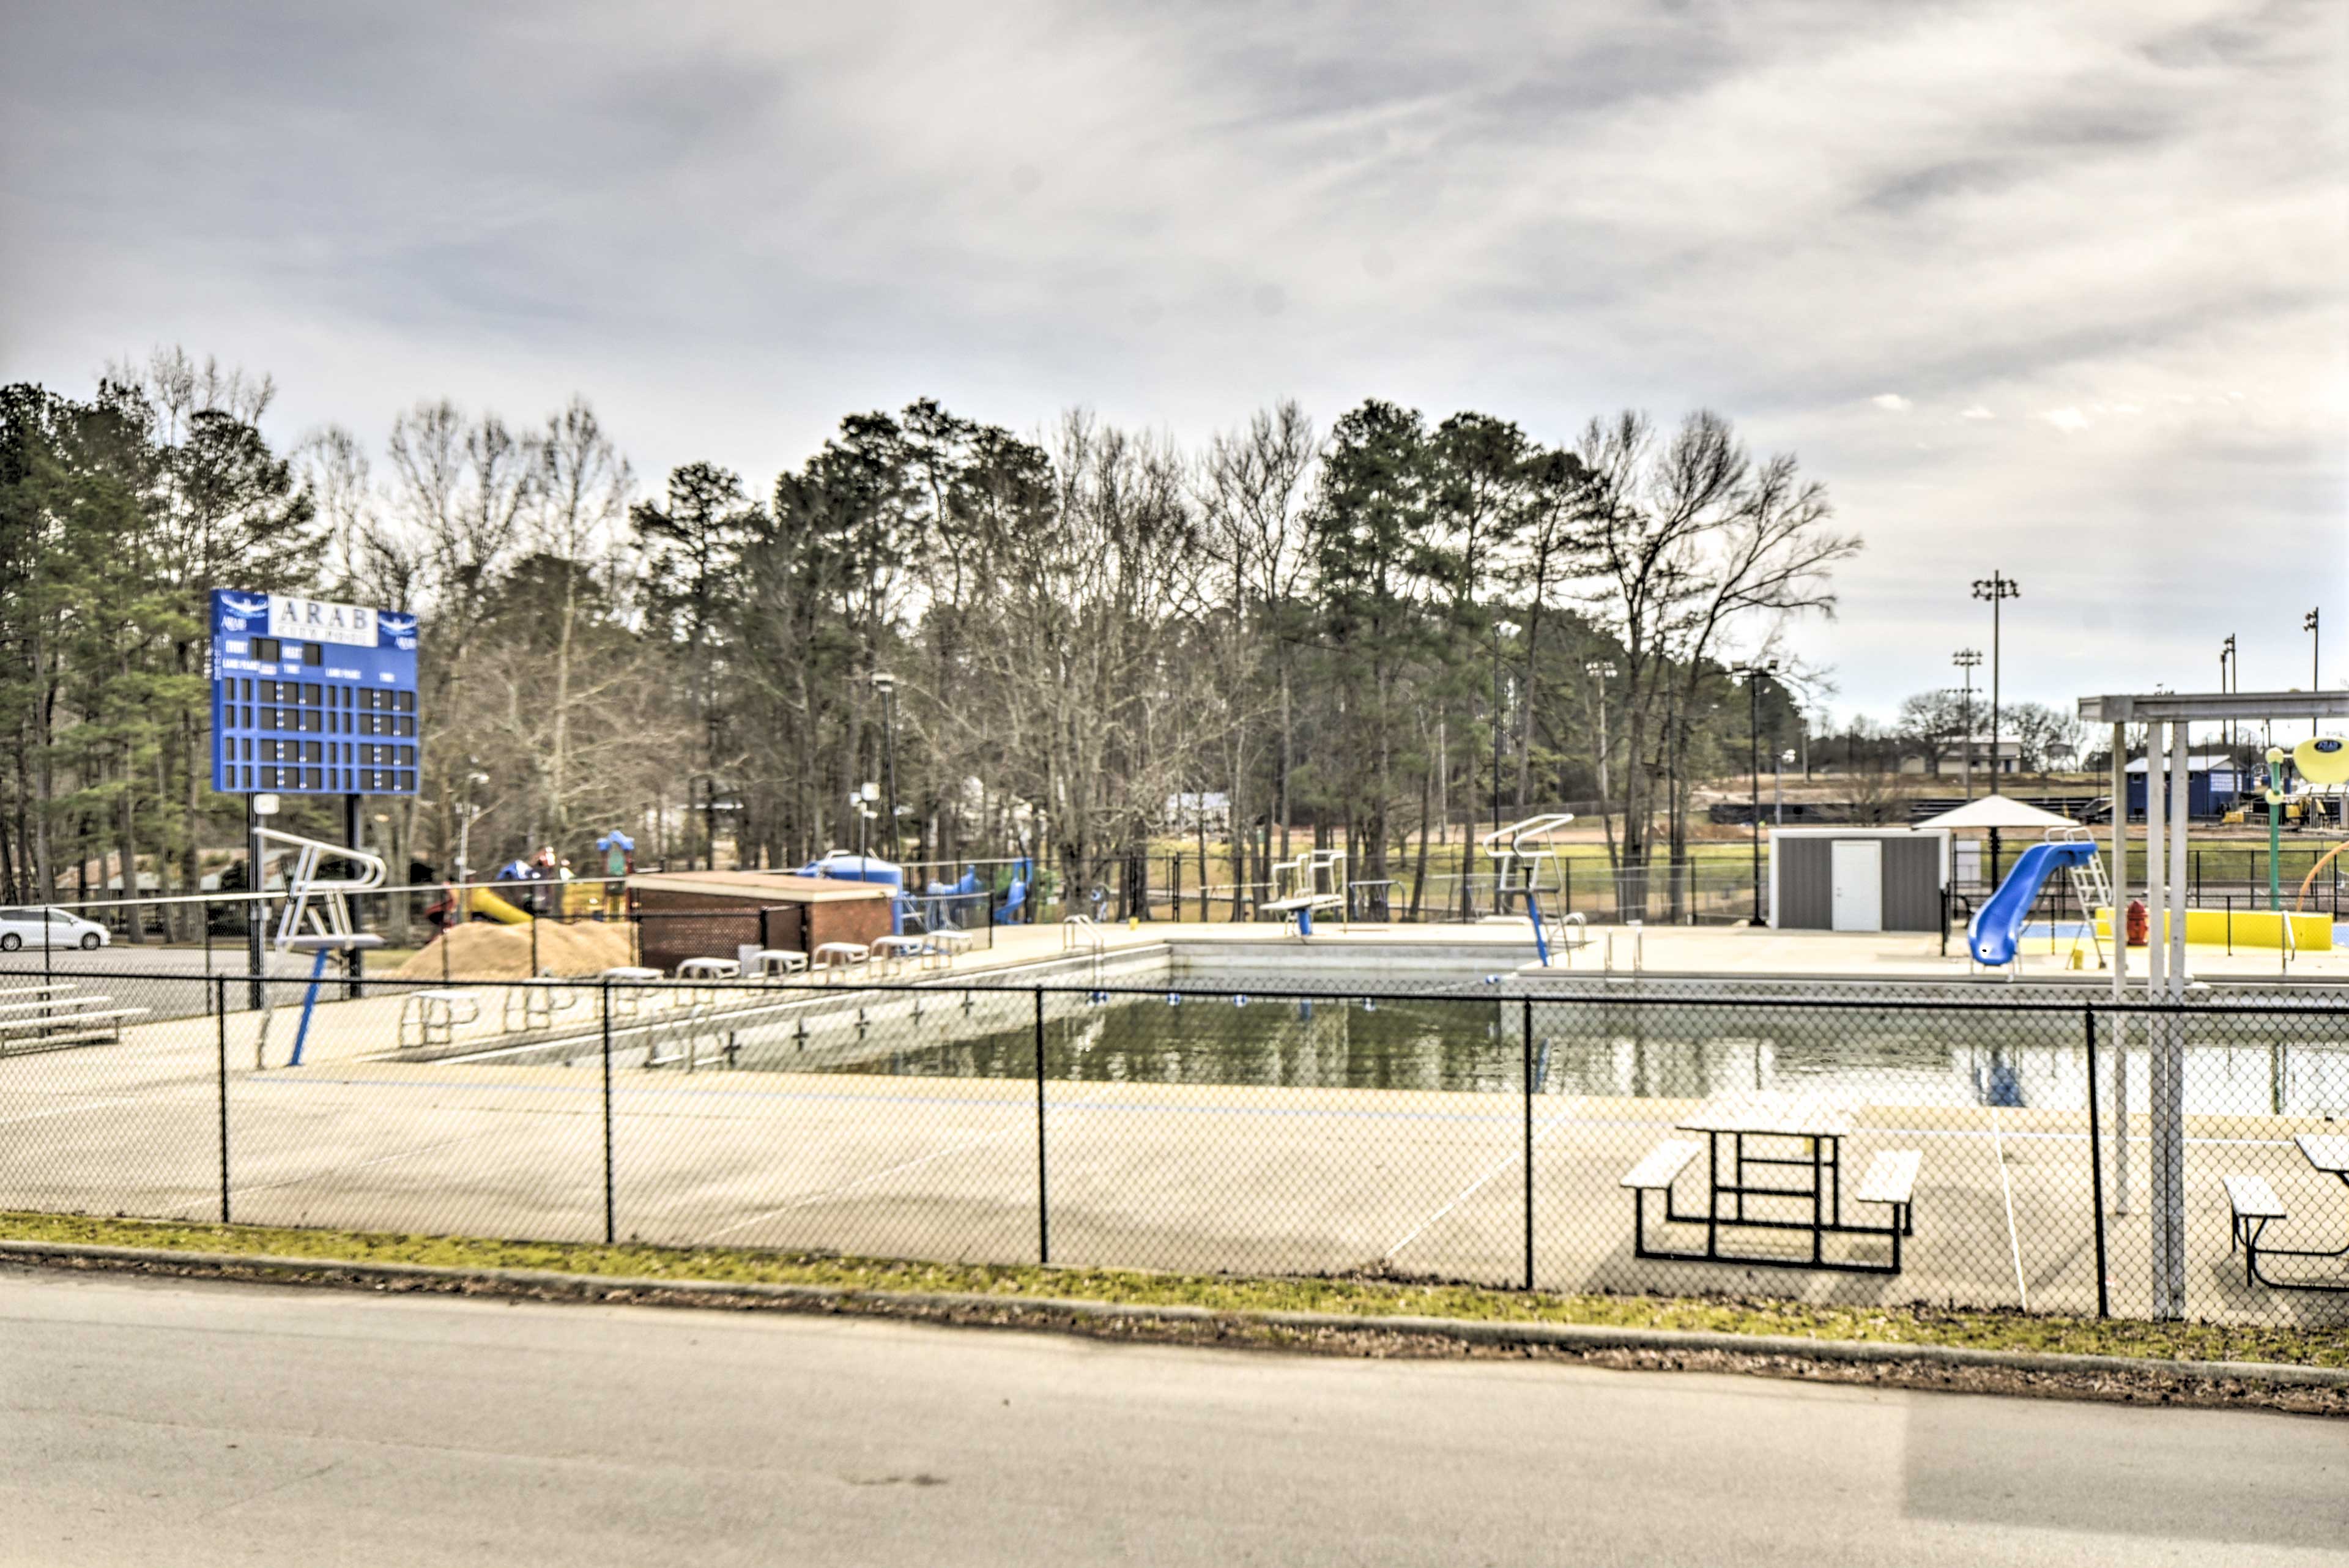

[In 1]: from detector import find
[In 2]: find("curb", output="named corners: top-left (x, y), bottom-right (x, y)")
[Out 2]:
top-left (7, 1237), bottom-right (2345, 1390)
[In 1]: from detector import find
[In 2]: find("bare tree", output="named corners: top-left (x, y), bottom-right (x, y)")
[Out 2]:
top-left (529, 398), bottom-right (633, 844)
top-left (1573, 410), bottom-right (1860, 918)
top-left (1896, 688), bottom-right (1969, 777)
top-left (1196, 400), bottom-right (1316, 907)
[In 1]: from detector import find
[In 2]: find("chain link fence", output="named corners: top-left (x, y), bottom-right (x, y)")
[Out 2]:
top-left (2, 965), bottom-right (2345, 1326)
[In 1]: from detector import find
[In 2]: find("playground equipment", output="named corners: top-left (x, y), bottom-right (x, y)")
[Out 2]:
top-left (467, 885), bottom-right (531, 924)
top-left (995, 860), bottom-right (1032, 923)
top-left (796, 851), bottom-right (907, 934)
top-left (1480, 814), bottom-right (1577, 966)
top-left (1967, 827), bottom-right (2107, 970)
top-left (251, 828), bottom-right (387, 1068)
top-left (595, 830), bottom-right (636, 878)
top-left (915, 860), bottom-right (1033, 926)
top-left (1263, 849), bottom-right (1346, 935)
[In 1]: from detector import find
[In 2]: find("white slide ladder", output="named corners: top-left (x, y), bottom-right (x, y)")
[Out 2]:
top-left (2050, 825), bottom-right (2109, 969)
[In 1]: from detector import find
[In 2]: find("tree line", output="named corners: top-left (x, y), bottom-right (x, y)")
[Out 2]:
top-left (0, 349), bottom-right (1857, 934)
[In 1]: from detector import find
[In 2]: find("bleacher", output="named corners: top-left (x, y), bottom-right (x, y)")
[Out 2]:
top-left (0, 981), bottom-right (147, 1055)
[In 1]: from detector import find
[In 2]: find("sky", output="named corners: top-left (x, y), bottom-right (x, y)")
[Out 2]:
top-left (2, 0), bottom-right (2344, 728)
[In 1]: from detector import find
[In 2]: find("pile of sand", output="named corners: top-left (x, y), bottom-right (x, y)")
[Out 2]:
top-left (391, 918), bottom-right (636, 981)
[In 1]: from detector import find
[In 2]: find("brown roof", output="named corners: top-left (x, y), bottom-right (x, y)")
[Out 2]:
top-left (625, 871), bottom-right (888, 902)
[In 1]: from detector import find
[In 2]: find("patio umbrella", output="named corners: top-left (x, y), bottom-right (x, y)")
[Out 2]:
top-left (1913, 796), bottom-right (2077, 887)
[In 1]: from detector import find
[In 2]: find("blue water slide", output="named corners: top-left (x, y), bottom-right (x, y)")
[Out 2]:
top-left (1967, 841), bottom-right (2097, 966)
top-left (994, 860), bottom-right (1031, 924)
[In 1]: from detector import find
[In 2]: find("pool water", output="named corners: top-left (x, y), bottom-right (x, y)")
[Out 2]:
top-left (792, 978), bottom-right (2349, 1119)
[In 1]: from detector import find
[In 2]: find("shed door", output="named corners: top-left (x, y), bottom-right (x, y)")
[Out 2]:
top-left (1830, 841), bottom-right (1883, 932)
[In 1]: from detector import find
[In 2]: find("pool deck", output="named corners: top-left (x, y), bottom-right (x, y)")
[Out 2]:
top-left (7, 981), bottom-right (2348, 1326)
top-left (1003, 916), bottom-right (2349, 984)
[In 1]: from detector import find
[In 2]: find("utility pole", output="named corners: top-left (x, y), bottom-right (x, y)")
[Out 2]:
top-left (1972, 573), bottom-right (2019, 792)
top-left (1953, 648), bottom-right (1981, 798)
top-left (1734, 661), bottom-right (1776, 923)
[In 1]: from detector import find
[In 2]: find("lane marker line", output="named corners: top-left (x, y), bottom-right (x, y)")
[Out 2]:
top-left (1991, 1105), bottom-right (2027, 1311)
top-left (1383, 1108), bottom-right (1579, 1261)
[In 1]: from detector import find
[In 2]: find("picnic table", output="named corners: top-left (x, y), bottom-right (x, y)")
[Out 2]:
top-left (1621, 1090), bottom-right (1918, 1275)
top-left (2228, 1136), bottom-right (2349, 1293)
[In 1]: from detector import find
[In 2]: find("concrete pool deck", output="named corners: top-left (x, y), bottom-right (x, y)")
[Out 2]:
top-left (7, 989), bottom-right (2348, 1328)
top-left (956, 916), bottom-right (2349, 984)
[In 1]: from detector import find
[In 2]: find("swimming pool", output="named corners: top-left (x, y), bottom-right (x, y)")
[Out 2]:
top-left (703, 957), bottom-right (2349, 1121)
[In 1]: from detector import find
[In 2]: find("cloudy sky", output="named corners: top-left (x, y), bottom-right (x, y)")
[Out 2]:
top-left (4, 0), bottom-right (2343, 725)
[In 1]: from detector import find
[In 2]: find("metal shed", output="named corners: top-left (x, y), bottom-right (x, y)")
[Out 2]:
top-left (1767, 827), bottom-right (1950, 932)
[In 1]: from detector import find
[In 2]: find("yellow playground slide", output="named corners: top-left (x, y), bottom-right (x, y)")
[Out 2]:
top-left (467, 886), bottom-right (532, 924)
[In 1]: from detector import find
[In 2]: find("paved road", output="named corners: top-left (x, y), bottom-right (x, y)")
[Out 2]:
top-left (2, 1266), bottom-right (2341, 1566)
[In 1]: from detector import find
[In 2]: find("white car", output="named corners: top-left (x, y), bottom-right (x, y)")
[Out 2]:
top-left (0, 907), bottom-right (109, 952)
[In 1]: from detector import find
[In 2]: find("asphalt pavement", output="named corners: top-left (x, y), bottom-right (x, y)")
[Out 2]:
top-left (1, 1264), bottom-right (2342, 1566)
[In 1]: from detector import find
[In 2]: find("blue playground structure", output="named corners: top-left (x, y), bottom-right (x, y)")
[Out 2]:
top-left (990, 859), bottom-right (1032, 924)
top-left (918, 864), bottom-right (1031, 927)
top-left (1968, 836), bottom-right (2102, 967)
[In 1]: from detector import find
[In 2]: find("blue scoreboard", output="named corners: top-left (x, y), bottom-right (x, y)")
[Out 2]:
top-left (210, 590), bottom-right (420, 796)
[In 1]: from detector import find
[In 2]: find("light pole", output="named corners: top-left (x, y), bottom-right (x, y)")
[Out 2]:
top-left (2220, 634), bottom-right (2236, 763)
top-left (1584, 660), bottom-right (1617, 813)
top-left (1774, 748), bottom-right (1794, 825)
top-left (1971, 573), bottom-right (2019, 790)
top-left (1952, 648), bottom-right (1982, 798)
top-left (1734, 661), bottom-right (1777, 923)
top-left (872, 671), bottom-right (900, 862)
top-left (1491, 620), bottom-right (1518, 854)
top-left (2307, 608), bottom-right (2322, 734)
top-left (852, 784), bottom-right (878, 859)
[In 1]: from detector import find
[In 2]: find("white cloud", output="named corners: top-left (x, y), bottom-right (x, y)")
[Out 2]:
top-left (0, 0), bottom-right (2340, 721)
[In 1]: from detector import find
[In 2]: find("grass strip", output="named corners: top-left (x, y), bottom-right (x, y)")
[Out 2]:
top-left (6, 1210), bottom-right (2340, 1369)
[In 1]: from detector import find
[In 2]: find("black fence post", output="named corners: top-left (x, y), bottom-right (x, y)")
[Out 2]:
top-left (2085, 1005), bottom-right (2108, 1320)
top-left (601, 980), bottom-right (615, 1245)
top-left (1521, 995), bottom-right (1535, 1291)
top-left (1034, 987), bottom-right (1050, 1264)
top-left (215, 976), bottom-right (230, 1225)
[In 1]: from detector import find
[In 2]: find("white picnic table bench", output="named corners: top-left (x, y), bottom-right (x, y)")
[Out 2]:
top-left (813, 942), bottom-right (870, 979)
top-left (747, 948), bottom-right (809, 979)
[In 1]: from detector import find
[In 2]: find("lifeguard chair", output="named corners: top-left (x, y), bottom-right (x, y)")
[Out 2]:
top-left (253, 828), bottom-right (387, 1068)
top-left (1480, 814), bottom-right (1578, 965)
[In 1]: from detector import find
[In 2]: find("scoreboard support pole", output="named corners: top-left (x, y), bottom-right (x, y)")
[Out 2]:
top-left (344, 792), bottom-right (366, 999)
top-left (245, 794), bottom-right (265, 1011)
